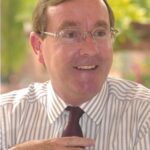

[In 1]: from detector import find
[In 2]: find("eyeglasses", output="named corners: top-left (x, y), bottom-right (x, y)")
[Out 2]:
top-left (40, 27), bottom-right (118, 44)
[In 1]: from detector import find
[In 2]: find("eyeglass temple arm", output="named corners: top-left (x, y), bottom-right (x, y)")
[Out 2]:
top-left (41, 31), bottom-right (58, 38)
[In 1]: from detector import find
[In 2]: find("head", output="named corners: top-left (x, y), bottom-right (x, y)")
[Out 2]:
top-left (30, 0), bottom-right (115, 105)
top-left (32, 0), bottom-right (115, 36)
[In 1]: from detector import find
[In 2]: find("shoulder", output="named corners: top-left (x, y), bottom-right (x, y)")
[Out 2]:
top-left (0, 81), bottom-right (49, 106)
top-left (107, 77), bottom-right (150, 102)
top-left (107, 77), bottom-right (150, 130)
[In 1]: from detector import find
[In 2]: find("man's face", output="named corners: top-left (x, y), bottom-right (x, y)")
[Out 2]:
top-left (38, 0), bottom-right (113, 105)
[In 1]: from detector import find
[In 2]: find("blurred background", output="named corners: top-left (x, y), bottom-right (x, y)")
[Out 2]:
top-left (1, 0), bottom-right (150, 93)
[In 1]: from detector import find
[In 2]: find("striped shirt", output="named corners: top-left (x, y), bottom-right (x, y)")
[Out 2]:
top-left (0, 77), bottom-right (150, 150)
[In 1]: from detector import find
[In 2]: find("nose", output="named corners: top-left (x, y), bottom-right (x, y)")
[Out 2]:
top-left (79, 35), bottom-right (98, 56)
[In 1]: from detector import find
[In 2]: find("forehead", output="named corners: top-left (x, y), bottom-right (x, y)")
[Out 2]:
top-left (46, 0), bottom-right (109, 30)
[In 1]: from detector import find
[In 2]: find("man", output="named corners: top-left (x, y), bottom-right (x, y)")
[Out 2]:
top-left (0, 0), bottom-right (150, 149)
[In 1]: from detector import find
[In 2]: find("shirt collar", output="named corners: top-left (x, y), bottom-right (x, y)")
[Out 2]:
top-left (47, 81), bottom-right (67, 124)
top-left (47, 80), bottom-right (108, 125)
top-left (80, 81), bottom-right (108, 125)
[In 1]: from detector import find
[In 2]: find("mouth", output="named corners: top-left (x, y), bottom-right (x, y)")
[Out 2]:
top-left (74, 65), bottom-right (98, 70)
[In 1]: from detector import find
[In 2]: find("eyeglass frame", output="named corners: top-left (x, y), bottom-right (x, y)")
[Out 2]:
top-left (39, 27), bottom-right (118, 43)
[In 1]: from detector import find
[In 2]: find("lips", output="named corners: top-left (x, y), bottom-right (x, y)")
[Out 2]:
top-left (74, 65), bottom-right (98, 70)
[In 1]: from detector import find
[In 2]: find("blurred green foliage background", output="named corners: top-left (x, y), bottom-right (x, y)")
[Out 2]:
top-left (109, 0), bottom-right (150, 48)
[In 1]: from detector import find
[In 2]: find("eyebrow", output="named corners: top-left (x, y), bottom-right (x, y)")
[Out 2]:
top-left (57, 20), bottom-right (109, 31)
top-left (94, 20), bottom-right (109, 29)
top-left (58, 21), bottom-right (80, 30)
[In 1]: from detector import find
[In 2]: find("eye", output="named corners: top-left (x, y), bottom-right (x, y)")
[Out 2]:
top-left (93, 28), bottom-right (107, 38)
top-left (60, 29), bottom-right (80, 40)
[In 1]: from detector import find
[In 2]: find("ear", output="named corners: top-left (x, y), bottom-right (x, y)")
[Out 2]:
top-left (30, 32), bottom-right (45, 65)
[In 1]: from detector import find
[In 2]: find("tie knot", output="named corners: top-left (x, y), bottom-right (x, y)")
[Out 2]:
top-left (62, 106), bottom-right (84, 138)
top-left (66, 106), bottom-right (84, 120)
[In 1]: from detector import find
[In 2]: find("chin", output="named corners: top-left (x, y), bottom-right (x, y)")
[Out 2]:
top-left (78, 82), bottom-right (101, 96)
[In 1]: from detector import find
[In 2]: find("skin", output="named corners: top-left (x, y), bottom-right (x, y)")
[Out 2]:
top-left (10, 0), bottom-right (113, 149)
top-left (10, 137), bottom-right (95, 150)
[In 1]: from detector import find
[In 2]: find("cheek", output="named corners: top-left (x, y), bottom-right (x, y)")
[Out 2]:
top-left (42, 43), bottom-right (73, 72)
top-left (97, 41), bottom-right (113, 60)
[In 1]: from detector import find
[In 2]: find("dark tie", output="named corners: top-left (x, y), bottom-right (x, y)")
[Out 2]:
top-left (62, 106), bottom-right (84, 137)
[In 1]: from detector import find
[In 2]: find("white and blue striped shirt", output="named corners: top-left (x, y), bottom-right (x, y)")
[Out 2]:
top-left (0, 77), bottom-right (150, 150)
